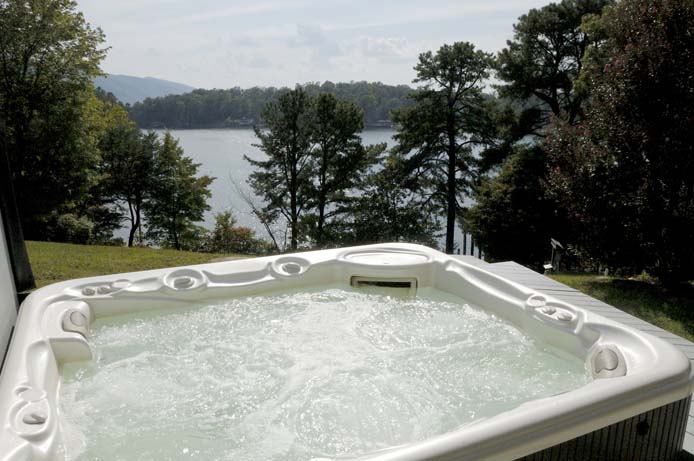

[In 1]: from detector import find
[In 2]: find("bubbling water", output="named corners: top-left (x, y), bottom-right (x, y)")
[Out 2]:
top-left (59, 287), bottom-right (589, 460)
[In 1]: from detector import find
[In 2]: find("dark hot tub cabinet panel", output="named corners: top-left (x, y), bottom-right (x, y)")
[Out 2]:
top-left (516, 396), bottom-right (691, 461)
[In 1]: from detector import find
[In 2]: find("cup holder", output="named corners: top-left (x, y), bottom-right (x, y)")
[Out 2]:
top-left (164, 268), bottom-right (207, 291)
top-left (281, 262), bottom-right (302, 275)
top-left (272, 257), bottom-right (309, 277)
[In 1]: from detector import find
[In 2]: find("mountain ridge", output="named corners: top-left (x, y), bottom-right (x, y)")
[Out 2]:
top-left (93, 74), bottom-right (196, 105)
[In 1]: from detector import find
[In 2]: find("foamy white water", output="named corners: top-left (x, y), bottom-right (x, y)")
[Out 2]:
top-left (59, 287), bottom-right (589, 460)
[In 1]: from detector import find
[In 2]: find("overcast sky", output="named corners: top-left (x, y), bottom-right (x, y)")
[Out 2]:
top-left (75, 0), bottom-right (550, 89)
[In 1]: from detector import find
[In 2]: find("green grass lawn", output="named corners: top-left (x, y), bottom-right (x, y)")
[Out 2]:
top-left (26, 241), bottom-right (243, 288)
top-left (552, 273), bottom-right (694, 342)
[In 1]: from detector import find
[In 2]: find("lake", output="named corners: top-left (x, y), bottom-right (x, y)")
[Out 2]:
top-left (141, 128), bottom-right (476, 255)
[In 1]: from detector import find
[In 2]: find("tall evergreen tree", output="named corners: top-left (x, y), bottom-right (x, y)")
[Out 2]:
top-left (308, 93), bottom-right (375, 246)
top-left (246, 88), bottom-right (315, 251)
top-left (144, 133), bottom-right (213, 250)
top-left (495, 0), bottom-right (614, 130)
top-left (246, 89), bottom-right (384, 250)
top-left (391, 42), bottom-right (493, 254)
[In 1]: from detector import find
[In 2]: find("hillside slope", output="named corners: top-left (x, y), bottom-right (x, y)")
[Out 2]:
top-left (94, 74), bottom-right (195, 105)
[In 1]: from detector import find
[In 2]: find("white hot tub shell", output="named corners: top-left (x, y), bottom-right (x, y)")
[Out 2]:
top-left (0, 243), bottom-right (691, 460)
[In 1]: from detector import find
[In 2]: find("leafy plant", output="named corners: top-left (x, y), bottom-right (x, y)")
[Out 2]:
top-left (545, 0), bottom-right (694, 283)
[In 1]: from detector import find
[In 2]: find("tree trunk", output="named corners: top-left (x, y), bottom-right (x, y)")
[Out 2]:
top-left (136, 206), bottom-right (142, 244)
top-left (446, 149), bottom-right (456, 254)
top-left (130, 205), bottom-right (141, 247)
top-left (317, 158), bottom-right (327, 246)
top-left (317, 199), bottom-right (325, 245)
top-left (172, 210), bottom-right (180, 250)
top-left (290, 182), bottom-right (298, 251)
top-left (173, 228), bottom-right (180, 250)
top-left (291, 205), bottom-right (298, 250)
top-left (127, 224), bottom-right (136, 247)
top-left (445, 109), bottom-right (457, 254)
top-left (127, 201), bottom-right (137, 247)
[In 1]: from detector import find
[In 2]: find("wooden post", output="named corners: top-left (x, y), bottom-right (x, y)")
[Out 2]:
top-left (463, 233), bottom-right (467, 255)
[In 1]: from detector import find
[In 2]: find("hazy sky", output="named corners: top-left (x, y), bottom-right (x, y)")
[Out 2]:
top-left (76, 0), bottom-right (550, 89)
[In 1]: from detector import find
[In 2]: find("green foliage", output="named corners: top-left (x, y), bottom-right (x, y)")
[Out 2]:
top-left (0, 0), bottom-right (106, 236)
top-left (246, 88), bottom-right (380, 250)
top-left (84, 203), bottom-right (122, 245)
top-left (0, 2), bottom-right (214, 251)
top-left (94, 87), bottom-right (121, 105)
top-left (99, 123), bottom-right (158, 246)
top-left (48, 94), bottom-right (125, 245)
top-left (340, 152), bottom-right (442, 248)
top-left (496, 0), bottom-right (613, 128)
top-left (246, 88), bottom-right (314, 251)
top-left (46, 213), bottom-right (94, 245)
top-left (128, 81), bottom-right (412, 129)
top-left (308, 93), bottom-right (377, 246)
top-left (144, 132), bottom-right (214, 250)
top-left (176, 224), bottom-right (211, 253)
top-left (469, 0), bottom-right (612, 267)
top-left (546, 0), bottom-right (694, 282)
top-left (392, 42), bottom-right (494, 253)
top-left (85, 97), bottom-right (141, 245)
top-left (466, 146), bottom-right (565, 270)
top-left (85, 97), bottom-right (214, 250)
top-left (202, 211), bottom-right (271, 255)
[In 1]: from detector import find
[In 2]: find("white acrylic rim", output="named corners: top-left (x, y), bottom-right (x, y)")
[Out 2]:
top-left (0, 243), bottom-right (691, 461)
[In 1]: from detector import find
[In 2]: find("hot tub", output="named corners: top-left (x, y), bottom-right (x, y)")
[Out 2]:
top-left (0, 243), bottom-right (691, 460)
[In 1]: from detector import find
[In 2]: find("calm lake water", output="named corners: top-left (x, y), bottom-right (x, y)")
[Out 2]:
top-left (135, 128), bottom-right (474, 254)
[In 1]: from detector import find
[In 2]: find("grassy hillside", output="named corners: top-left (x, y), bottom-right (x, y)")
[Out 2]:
top-left (26, 241), bottom-right (241, 288)
top-left (552, 274), bottom-right (694, 342)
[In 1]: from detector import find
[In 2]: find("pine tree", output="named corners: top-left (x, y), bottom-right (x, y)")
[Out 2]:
top-left (308, 93), bottom-right (375, 246)
top-left (245, 88), bottom-right (314, 250)
top-left (392, 42), bottom-right (494, 253)
top-left (144, 133), bottom-right (213, 250)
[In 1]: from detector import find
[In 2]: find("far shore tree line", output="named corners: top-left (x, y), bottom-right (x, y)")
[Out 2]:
top-left (1, 0), bottom-right (693, 284)
top-left (127, 81), bottom-right (413, 129)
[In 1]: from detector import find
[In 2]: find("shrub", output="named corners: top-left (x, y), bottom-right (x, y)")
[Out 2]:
top-left (49, 213), bottom-right (93, 244)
